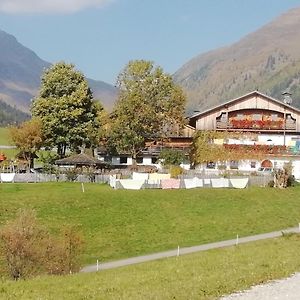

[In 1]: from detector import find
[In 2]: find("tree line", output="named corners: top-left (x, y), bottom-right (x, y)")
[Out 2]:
top-left (0, 100), bottom-right (29, 127)
top-left (10, 60), bottom-right (186, 167)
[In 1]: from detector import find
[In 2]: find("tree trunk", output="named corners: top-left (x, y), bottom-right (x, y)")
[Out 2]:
top-left (131, 152), bottom-right (137, 171)
top-left (30, 155), bottom-right (34, 170)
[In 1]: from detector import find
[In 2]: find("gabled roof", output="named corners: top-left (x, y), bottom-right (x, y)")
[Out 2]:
top-left (55, 153), bottom-right (103, 166)
top-left (189, 90), bottom-right (300, 120)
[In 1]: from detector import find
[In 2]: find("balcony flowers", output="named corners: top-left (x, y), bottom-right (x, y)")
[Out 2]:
top-left (230, 119), bottom-right (284, 129)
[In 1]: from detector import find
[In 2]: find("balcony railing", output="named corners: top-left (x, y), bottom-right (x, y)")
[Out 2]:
top-left (216, 119), bottom-right (296, 131)
top-left (142, 145), bottom-right (191, 155)
top-left (223, 144), bottom-right (300, 155)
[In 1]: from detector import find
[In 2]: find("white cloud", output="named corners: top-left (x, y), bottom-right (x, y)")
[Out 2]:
top-left (0, 0), bottom-right (113, 14)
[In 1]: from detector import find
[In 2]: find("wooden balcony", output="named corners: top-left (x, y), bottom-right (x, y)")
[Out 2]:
top-left (142, 144), bottom-right (191, 156)
top-left (216, 120), bottom-right (296, 131)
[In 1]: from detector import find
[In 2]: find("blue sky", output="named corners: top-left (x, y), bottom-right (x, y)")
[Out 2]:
top-left (0, 0), bottom-right (300, 85)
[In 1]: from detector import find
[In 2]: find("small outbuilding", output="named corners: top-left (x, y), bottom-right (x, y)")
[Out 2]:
top-left (55, 153), bottom-right (108, 169)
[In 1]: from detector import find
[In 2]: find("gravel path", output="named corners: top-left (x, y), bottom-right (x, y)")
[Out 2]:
top-left (220, 273), bottom-right (300, 300)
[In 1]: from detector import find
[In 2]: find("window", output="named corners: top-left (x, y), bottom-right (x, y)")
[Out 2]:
top-left (104, 156), bottom-right (112, 163)
top-left (151, 157), bottom-right (158, 164)
top-left (250, 161), bottom-right (256, 168)
top-left (253, 114), bottom-right (261, 121)
top-left (206, 161), bottom-right (216, 169)
top-left (236, 114), bottom-right (244, 120)
top-left (271, 114), bottom-right (278, 121)
top-left (136, 157), bottom-right (143, 164)
top-left (120, 157), bottom-right (128, 164)
top-left (220, 112), bottom-right (227, 121)
top-left (230, 160), bottom-right (239, 169)
top-left (218, 161), bottom-right (226, 170)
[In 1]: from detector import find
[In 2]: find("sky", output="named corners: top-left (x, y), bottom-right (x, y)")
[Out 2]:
top-left (0, 0), bottom-right (300, 85)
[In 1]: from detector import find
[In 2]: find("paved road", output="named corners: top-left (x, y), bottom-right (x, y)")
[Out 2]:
top-left (0, 145), bottom-right (16, 149)
top-left (81, 226), bottom-right (299, 273)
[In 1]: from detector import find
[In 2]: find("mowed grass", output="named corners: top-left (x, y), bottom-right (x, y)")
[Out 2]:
top-left (2, 235), bottom-right (300, 299)
top-left (0, 127), bottom-right (16, 159)
top-left (0, 148), bottom-right (18, 159)
top-left (0, 127), bottom-right (11, 145)
top-left (1, 183), bottom-right (300, 264)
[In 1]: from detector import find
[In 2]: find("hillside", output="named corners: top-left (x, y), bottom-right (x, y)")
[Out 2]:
top-left (0, 29), bottom-right (117, 115)
top-left (0, 100), bottom-right (29, 126)
top-left (174, 7), bottom-right (300, 114)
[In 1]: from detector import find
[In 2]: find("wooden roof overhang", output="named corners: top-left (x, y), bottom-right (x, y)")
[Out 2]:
top-left (188, 90), bottom-right (300, 128)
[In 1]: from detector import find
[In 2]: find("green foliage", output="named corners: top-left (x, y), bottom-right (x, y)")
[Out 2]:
top-left (191, 131), bottom-right (265, 166)
top-left (108, 60), bottom-right (186, 162)
top-left (39, 150), bottom-right (60, 174)
top-left (159, 149), bottom-right (185, 166)
top-left (31, 62), bottom-right (103, 157)
top-left (190, 131), bottom-right (228, 165)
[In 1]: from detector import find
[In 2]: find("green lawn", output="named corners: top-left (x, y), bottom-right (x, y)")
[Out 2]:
top-left (0, 127), bottom-right (16, 159)
top-left (0, 148), bottom-right (18, 159)
top-left (0, 127), bottom-right (11, 145)
top-left (2, 234), bottom-right (300, 299)
top-left (1, 183), bottom-right (300, 264)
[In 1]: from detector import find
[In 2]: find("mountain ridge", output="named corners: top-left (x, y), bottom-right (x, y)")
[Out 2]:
top-left (174, 7), bottom-right (300, 113)
top-left (0, 29), bottom-right (117, 115)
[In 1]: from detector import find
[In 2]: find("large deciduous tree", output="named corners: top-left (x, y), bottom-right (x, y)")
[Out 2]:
top-left (108, 60), bottom-right (186, 164)
top-left (31, 62), bottom-right (102, 157)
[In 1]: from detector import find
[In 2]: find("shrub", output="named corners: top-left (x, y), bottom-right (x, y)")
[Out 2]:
top-left (44, 225), bottom-right (84, 275)
top-left (159, 149), bottom-right (185, 166)
top-left (0, 209), bottom-right (84, 280)
top-left (170, 166), bottom-right (184, 178)
top-left (65, 168), bottom-right (79, 182)
top-left (82, 167), bottom-right (96, 183)
top-left (39, 151), bottom-right (59, 174)
top-left (0, 209), bottom-right (48, 280)
top-left (273, 161), bottom-right (294, 188)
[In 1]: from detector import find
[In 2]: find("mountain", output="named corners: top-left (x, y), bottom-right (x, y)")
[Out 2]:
top-left (0, 29), bottom-right (117, 116)
top-left (174, 7), bottom-right (300, 114)
top-left (0, 101), bottom-right (29, 126)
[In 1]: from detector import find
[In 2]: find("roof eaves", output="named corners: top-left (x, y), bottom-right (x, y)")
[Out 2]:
top-left (188, 90), bottom-right (300, 119)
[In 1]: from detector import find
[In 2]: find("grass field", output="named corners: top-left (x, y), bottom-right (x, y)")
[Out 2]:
top-left (0, 148), bottom-right (18, 159)
top-left (1, 183), bottom-right (300, 265)
top-left (0, 127), bottom-right (16, 159)
top-left (2, 234), bottom-right (300, 299)
top-left (0, 127), bottom-right (11, 145)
